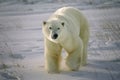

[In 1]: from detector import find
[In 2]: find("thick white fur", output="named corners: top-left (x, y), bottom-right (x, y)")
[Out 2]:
top-left (42, 7), bottom-right (89, 73)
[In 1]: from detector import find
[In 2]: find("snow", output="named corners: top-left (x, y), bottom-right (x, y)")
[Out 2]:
top-left (0, 0), bottom-right (120, 80)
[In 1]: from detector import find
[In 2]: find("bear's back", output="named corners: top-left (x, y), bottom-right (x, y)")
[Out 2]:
top-left (49, 7), bottom-right (88, 37)
top-left (56, 7), bottom-right (85, 27)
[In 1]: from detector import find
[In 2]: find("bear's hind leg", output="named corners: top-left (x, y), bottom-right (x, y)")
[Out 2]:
top-left (80, 31), bottom-right (89, 66)
top-left (82, 42), bottom-right (88, 66)
top-left (80, 23), bottom-right (89, 66)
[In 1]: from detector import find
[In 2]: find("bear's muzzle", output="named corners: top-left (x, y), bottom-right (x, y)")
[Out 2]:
top-left (52, 33), bottom-right (58, 39)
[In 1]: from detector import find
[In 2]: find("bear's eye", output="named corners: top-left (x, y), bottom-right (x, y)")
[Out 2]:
top-left (57, 28), bottom-right (60, 30)
top-left (49, 27), bottom-right (52, 30)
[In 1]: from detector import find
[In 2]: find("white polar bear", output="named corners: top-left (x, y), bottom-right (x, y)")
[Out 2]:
top-left (42, 7), bottom-right (89, 73)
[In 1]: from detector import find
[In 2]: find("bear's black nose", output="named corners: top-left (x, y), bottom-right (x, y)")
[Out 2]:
top-left (52, 33), bottom-right (58, 39)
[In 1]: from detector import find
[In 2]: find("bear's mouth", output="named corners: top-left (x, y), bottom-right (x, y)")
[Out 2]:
top-left (52, 33), bottom-right (58, 39)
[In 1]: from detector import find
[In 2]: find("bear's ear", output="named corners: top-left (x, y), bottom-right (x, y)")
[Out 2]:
top-left (61, 22), bottom-right (64, 27)
top-left (43, 21), bottom-right (47, 25)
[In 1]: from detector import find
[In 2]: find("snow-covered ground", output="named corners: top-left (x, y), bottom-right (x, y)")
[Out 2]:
top-left (0, 0), bottom-right (120, 80)
top-left (0, 0), bottom-right (120, 16)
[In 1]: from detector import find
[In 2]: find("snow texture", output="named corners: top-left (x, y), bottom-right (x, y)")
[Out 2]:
top-left (0, 0), bottom-right (120, 80)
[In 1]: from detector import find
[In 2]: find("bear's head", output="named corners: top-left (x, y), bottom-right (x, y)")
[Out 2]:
top-left (42, 19), bottom-right (65, 43)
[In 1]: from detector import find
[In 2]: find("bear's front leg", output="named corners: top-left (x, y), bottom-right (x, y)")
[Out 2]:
top-left (65, 39), bottom-right (83, 71)
top-left (66, 49), bottom-right (82, 71)
top-left (44, 39), bottom-right (62, 73)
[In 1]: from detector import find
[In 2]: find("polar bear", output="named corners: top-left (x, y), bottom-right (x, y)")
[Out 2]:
top-left (42, 7), bottom-right (89, 73)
